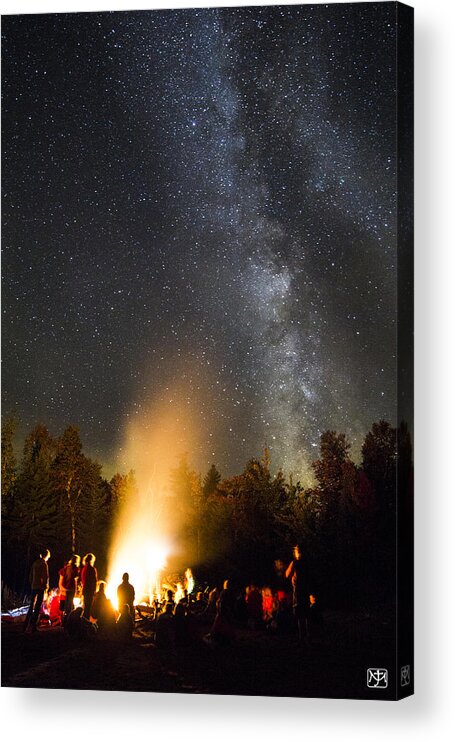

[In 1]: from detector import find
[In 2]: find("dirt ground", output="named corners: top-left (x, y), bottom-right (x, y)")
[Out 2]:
top-left (1, 609), bottom-right (396, 699)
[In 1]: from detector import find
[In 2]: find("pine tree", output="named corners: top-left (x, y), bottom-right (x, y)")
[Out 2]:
top-left (361, 420), bottom-right (396, 515)
top-left (1, 416), bottom-right (17, 517)
top-left (170, 454), bottom-right (194, 509)
top-left (312, 430), bottom-right (351, 498)
top-left (52, 426), bottom-right (103, 554)
top-left (202, 464), bottom-right (221, 499)
top-left (13, 425), bottom-right (58, 578)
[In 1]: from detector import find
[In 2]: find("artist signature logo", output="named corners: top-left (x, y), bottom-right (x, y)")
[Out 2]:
top-left (401, 665), bottom-right (411, 687)
top-left (367, 668), bottom-right (388, 689)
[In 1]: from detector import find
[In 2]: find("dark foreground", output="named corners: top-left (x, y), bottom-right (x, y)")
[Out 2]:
top-left (2, 609), bottom-right (396, 699)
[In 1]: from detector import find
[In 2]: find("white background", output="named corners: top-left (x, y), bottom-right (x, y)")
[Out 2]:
top-left (1, 0), bottom-right (454, 739)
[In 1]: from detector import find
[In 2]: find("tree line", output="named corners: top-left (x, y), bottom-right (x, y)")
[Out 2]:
top-left (1, 418), bottom-right (413, 607)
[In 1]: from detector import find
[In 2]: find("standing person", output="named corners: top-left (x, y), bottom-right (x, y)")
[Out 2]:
top-left (80, 553), bottom-right (98, 619)
top-left (23, 549), bottom-right (51, 633)
top-left (285, 544), bottom-right (310, 645)
top-left (59, 554), bottom-right (80, 620)
top-left (117, 573), bottom-right (135, 621)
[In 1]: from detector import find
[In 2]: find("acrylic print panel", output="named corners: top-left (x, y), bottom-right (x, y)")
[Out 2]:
top-left (1, 2), bottom-right (413, 700)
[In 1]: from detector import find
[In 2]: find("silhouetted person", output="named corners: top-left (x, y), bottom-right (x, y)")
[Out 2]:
top-left (179, 589), bottom-right (190, 608)
top-left (23, 549), bottom-right (50, 633)
top-left (234, 588), bottom-right (248, 624)
top-left (80, 553), bottom-right (98, 619)
top-left (174, 601), bottom-right (191, 647)
top-left (203, 586), bottom-right (219, 623)
top-left (193, 591), bottom-right (207, 614)
top-left (117, 573), bottom-right (135, 621)
top-left (286, 544), bottom-right (310, 644)
top-left (206, 580), bottom-right (236, 645)
top-left (116, 604), bottom-right (134, 641)
top-left (163, 589), bottom-right (175, 614)
top-left (59, 554), bottom-right (81, 620)
top-left (92, 581), bottom-right (116, 635)
top-left (246, 584), bottom-right (263, 630)
top-left (155, 601), bottom-right (174, 649)
top-left (65, 606), bottom-right (97, 640)
top-left (217, 580), bottom-right (235, 621)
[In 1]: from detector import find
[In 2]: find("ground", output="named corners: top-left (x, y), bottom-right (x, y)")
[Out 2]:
top-left (1, 609), bottom-right (397, 699)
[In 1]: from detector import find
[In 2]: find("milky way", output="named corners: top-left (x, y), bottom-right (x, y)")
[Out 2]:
top-left (2, 4), bottom-right (399, 481)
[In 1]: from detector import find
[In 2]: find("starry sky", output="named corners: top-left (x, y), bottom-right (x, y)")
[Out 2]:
top-left (2, 3), bottom-right (399, 482)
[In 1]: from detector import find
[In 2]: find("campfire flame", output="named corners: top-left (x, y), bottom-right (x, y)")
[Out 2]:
top-left (107, 383), bottom-right (202, 609)
top-left (174, 582), bottom-right (184, 604)
top-left (106, 537), bottom-right (169, 608)
top-left (185, 568), bottom-right (194, 595)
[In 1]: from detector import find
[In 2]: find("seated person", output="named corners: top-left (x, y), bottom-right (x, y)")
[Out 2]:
top-left (155, 601), bottom-right (174, 649)
top-left (116, 604), bottom-right (134, 640)
top-left (65, 606), bottom-right (97, 639)
top-left (49, 590), bottom-right (63, 626)
top-left (162, 589), bottom-right (175, 614)
top-left (192, 591), bottom-right (207, 614)
top-left (246, 584), bottom-right (263, 629)
top-left (91, 581), bottom-right (116, 634)
top-left (174, 601), bottom-right (191, 647)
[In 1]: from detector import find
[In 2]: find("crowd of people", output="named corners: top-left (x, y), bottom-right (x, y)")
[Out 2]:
top-left (22, 544), bottom-right (324, 648)
top-left (23, 550), bottom-right (136, 641)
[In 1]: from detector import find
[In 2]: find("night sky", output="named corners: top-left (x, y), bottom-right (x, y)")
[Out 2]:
top-left (2, 3), bottom-right (399, 482)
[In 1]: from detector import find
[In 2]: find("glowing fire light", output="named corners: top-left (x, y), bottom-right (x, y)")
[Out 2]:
top-left (174, 582), bottom-right (184, 604)
top-left (106, 539), bottom-right (169, 609)
top-left (185, 568), bottom-right (194, 595)
top-left (173, 569), bottom-right (195, 604)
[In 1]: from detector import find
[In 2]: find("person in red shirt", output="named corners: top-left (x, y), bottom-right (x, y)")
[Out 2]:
top-left (80, 553), bottom-right (98, 619)
top-left (50, 591), bottom-right (63, 625)
top-left (59, 554), bottom-right (80, 620)
top-left (262, 586), bottom-right (276, 622)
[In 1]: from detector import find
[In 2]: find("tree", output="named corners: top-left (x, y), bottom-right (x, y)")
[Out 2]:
top-left (1, 416), bottom-right (18, 585)
top-left (212, 452), bottom-right (291, 581)
top-left (52, 426), bottom-right (103, 554)
top-left (202, 464), bottom-right (221, 500)
top-left (169, 454), bottom-right (202, 564)
top-left (309, 431), bottom-right (354, 600)
top-left (170, 454), bottom-right (194, 509)
top-left (109, 470), bottom-right (138, 521)
top-left (361, 420), bottom-right (396, 510)
top-left (12, 425), bottom-right (58, 587)
top-left (361, 420), bottom-right (400, 601)
top-left (397, 420), bottom-right (413, 498)
top-left (1, 416), bottom-right (17, 516)
top-left (312, 430), bottom-right (351, 498)
top-left (75, 457), bottom-right (104, 553)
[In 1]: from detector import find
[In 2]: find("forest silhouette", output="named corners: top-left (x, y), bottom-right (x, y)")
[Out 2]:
top-left (1, 417), bottom-right (413, 608)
